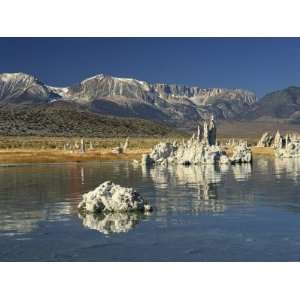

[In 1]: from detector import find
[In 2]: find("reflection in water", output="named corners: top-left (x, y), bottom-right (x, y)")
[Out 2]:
top-left (0, 160), bottom-right (255, 238)
top-left (79, 212), bottom-right (147, 235)
top-left (274, 158), bottom-right (300, 181)
top-left (0, 203), bottom-right (73, 237)
top-left (0, 164), bottom-right (83, 236)
top-left (144, 164), bottom-right (229, 214)
top-left (255, 157), bottom-right (270, 173)
top-left (0, 210), bottom-right (47, 236)
top-left (232, 164), bottom-right (252, 181)
top-left (81, 167), bottom-right (85, 185)
top-left (143, 163), bottom-right (254, 215)
top-left (4, 158), bottom-right (300, 261)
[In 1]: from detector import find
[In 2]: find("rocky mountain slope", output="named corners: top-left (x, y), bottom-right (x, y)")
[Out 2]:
top-left (0, 73), bottom-right (56, 104)
top-left (244, 86), bottom-right (300, 123)
top-left (0, 72), bottom-right (257, 127)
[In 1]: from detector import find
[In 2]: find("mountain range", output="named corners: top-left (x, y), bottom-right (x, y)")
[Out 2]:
top-left (0, 72), bottom-right (256, 126)
top-left (1, 72), bottom-right (300, 137)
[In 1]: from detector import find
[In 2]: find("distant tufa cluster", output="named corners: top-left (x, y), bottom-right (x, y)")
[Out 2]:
top-left (139, 116), bottom-right (252, 166)
top-left (257, 130), bottom-right (300, 149)
top-left (112, 137), bottom-right (129, 154)
top-left (63, 138), bottom-right (93, 153)
top-left (257, 130), bottom-right (300, 158)
top-left (225, 138), bottom-right (248, 147)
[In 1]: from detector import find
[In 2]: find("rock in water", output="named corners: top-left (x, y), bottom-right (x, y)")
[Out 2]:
top-left (150, 142), bottom-right (175, 162)
top-left (273, 130), bottom-right (283, 149)
top-left (78, 181), bottom-right (152, 213)
top-left (220, 154), bottom-right (230, 164)
top-left (230, 143), bottom-right (252, 164)
top-left (208, 115), bottom-right (217, 146)
top-left (275, 141), bottom-right (300, 158)
top-left (144, 140), bottom-right (226, 166)
top-left (257, 132), bottom-right (274, 147)
top-left (140, 116), bottom-right (252, 166)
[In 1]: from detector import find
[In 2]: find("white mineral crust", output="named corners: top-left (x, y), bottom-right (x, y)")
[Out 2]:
top-left (230, 144), bottom-right (252, 164)
top-left (78, 181), bottom-right (152, 213)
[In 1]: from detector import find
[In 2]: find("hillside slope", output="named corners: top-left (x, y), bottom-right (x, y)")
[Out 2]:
top-left (244, 86), bottom-right (300, 123)
top-left (0, 102), bottom-right (184, 137)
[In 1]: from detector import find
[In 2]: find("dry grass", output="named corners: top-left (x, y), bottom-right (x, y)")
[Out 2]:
top-left (0, 145), bottom-right (276, 165)
top-left (0, 136), bottom-right (165, 164)
top-left (0, 136), bottom-right (180, 150)
top-left (251, 147), bottom-right (275, 156)
top-left (0, 133), bottom-right (278, 164)
top-left (0, 148), bottom-right (151, 164)
top-left (0, 137), bottom-right (178, 164)
top-left (222, 146), bottom-right (275, 158)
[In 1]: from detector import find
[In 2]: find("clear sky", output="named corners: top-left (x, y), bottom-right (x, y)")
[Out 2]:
top-left (1, 38), bottom-right (300, 97)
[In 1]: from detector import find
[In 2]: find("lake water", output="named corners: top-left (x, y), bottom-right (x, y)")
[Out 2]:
top-left (1, 156), bottom-right (300, 261)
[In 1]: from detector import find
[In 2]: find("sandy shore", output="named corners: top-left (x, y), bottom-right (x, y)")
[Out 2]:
top-left (0, 146), bottom-right (274, 164)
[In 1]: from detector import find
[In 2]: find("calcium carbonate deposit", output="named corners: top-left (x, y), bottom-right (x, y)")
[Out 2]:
top-left (78, 181), bottom-right (152, 213)
top-left (141, 116), bottom-right (252, 166)
top-left (230, 143), bottom-right (252, 164)
top-left (276, 141), bottom-right (300, 158)
top-left (256, 130), bottom-right (300, 159)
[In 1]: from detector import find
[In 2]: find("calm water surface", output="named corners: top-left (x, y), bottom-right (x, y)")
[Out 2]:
top-left (1, 156), bottom-right (300, 261)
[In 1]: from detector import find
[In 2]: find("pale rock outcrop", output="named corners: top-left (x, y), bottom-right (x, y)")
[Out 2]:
top-left (257, 132), bottom-right (274, 147)
top-left (145, 138), bottom-right (226, 166)
top-left (273, 130), bottom-right (283, 149)
top-left (196, 115), bottom-right (217, 146)
top-left (141, 116), bottom-right (227, 166)
top-left (141, 116), bottom-right (252, 166)
top-left (220, 154), bottom-right (230, 164)
top-left (78, 181), bottom-right (152, 213)
top-left (275, 141), bottom-right (300, 158)
top-left (112, 137), bottom-right (129, 154)
top-left (273, 130), bottom-right (300, 158)
top-left (230, 143), bottom-right (252, 164)
top-left (150, 142), bottom-right (176, 162)
top-left (257, 130), bottom-right (300, 151)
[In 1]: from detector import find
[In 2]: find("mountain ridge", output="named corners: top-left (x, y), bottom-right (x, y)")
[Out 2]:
top-left (0, 72), bottom-right (257, 126)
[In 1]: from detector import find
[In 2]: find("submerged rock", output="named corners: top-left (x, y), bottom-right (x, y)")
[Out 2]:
top-left (78, 181), bottom-right (152, 213)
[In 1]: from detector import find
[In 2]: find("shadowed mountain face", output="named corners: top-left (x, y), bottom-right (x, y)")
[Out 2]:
top-left (0, 73), bottom-right (257, 127)
top-left (244, 87), bottom-right (300, 123)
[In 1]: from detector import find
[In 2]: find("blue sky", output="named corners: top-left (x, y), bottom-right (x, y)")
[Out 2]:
top-left (1, 38), bottom-right (300, 97)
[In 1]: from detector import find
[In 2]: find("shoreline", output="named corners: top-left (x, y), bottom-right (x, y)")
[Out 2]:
top-left (0, 146), bottom-right (274, 165)
top-left (0, 148), bottom-right (150, 164)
